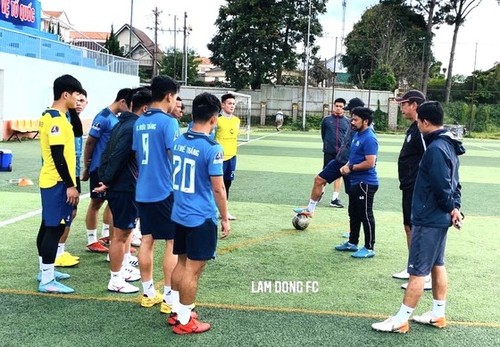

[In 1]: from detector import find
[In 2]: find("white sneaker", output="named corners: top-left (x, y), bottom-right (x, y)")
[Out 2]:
top-left (106, 254), bottom-right (110, 262)
top-left (128, 255), bottom-right (139, 267)
top-left (108, 278), bottom-right (139, 293)
top-left (392, 269), bottom-right (410, 280)
top-left (131, 227), bottom-right (142, 247)
top-left (228, 213), bottom-right (237, 220)
top-left (131, 234), bottom-right (142, 247)
top-left (412, 311), bottom-right (447, 328)
top-left (401, 275), bottom-right (432, 290)
top-left (122, 266), bottom-right (141, 282)
top-left (371, 316), bottom-right (409, 333)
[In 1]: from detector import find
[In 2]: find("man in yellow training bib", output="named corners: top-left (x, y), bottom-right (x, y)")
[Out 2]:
top-left (215, 93), bottom-right (240, 221)
top-left (37, 74), bottom-right (84, 294)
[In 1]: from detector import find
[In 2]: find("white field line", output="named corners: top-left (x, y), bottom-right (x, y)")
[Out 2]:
top-left (238, 131), bottom-right (281, 147)
top-left (0, 193), bottom-right (90, 228)
top-left (465, 141), bottom-right (500, 152)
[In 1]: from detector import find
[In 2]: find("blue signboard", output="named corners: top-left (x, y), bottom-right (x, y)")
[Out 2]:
top-left (0, 0), bottom-right (41, 29)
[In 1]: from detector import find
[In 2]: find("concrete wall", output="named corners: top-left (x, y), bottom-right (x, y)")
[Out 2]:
top-left (0, 52), bottom-right (140, 140)
top-left (178, 84), bottom-right (395, 126)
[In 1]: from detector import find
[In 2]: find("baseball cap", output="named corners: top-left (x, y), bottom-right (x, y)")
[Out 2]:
top-left (344, 97), bottom-right (365, 111)
top-left (395, 90), bottom-right (425, 104)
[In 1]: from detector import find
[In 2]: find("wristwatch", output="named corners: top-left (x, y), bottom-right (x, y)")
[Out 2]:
top-left (349, 164), bottom-right (354, 172)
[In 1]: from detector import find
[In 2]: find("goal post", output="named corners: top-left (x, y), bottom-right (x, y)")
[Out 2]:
top-left (229, 91), bottom-right (251, 142)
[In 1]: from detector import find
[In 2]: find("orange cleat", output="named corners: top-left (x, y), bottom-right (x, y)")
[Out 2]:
top-left (86, 241), bottom-right (109, 253)
top-left (167, 311), bottom-right (198, 325)
top-left (172, 317), bottom-right (210, 335)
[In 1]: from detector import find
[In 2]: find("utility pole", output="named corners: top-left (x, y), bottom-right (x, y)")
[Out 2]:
top-left (340, 0), bottom-right (346, 55)
top-left (173, 15), bottom-right (177, 79)
top-left (152, 7), bottom-right (162, 78)
top-left (331, 37), bottom-right (338, 108)
top-left (128, 0), bottom-right (133, 57)
top-left (182, 11), bottom-right (188, 85)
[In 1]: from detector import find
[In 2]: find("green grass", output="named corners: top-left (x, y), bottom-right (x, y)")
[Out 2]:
top-left (1, 132), bottom-right (499, 346)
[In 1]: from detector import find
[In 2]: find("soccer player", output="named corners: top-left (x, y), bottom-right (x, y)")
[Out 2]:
top-left (334, 107), bottom-right (379, 258)
top-left (170, 92), bottom-right (230, 334)
top-left (275, 110), bottom-right (284, 131)
top-left (215, 93), bottom-right (240, 220)
top-left (37, 74), bottom-right (83, 294)
top-left (54, 90), bottom-right (88, 267)
top-left (94, 89), bottom-right (152, 293)
top-left (294, 98), bottom-right (364, 218)
top-left (172, 96), bottom-right (184, 120)
top-left (392, 90), bottom-right (432, 291)
top-left (82, 88), bottom-right (133, 253)
top-left (132, 75), bottom-right (180, 311)
top-left (321, 98), bottom-right (350, 208)
top-left (372, 101), bottom-right (464, 334)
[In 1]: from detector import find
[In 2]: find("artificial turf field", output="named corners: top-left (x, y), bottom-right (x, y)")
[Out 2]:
top-left (0, 131), bottom-right (499, 347)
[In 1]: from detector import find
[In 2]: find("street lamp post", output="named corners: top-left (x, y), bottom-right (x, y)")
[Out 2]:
top-left (302, 1), bottom-right (312, 131)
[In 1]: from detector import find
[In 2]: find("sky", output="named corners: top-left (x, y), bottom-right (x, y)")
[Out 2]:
top-left (44, 0), bottom-right (500, 76)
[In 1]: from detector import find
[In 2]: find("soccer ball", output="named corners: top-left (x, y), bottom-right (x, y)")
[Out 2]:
top-left (292, 214), bottom-right (310, 231)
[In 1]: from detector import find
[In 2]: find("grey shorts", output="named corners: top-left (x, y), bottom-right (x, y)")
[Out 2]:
top-left (407, 225), bottom-right (448, 276)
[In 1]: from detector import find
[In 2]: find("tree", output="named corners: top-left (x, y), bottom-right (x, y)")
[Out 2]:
top-left (440, 0), bottom-right (483, 103)
top-left (159, 48), bottom-right (200, 85)
top-left (342, 0), bottom-right (431, 90)
top-left (367, 64), bottom-right (398, 91)
top-left (408, 0), bottom-right (446, 94)
top-left (104, 25), bottom-right (124, 57)
top-left (464, 63), bottom-right (500, 104)
top-left (309, 57), bottom-right (332, 86)
top-left (208, 0), bottom-right (327, 90)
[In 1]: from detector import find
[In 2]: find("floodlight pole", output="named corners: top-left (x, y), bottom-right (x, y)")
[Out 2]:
top-left (302, 0), bottom-right (312, 131)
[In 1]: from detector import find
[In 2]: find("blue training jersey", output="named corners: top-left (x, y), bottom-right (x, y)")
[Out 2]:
top-left (88, 107), bottom-right (118, 172)
top-left (171, 130), bottom-right (224, 227)
top-left (348, 127), bottom-right (379, 185)
top-left (132, 108), bottom-right (180, 203)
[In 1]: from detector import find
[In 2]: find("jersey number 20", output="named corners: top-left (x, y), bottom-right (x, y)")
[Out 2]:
top-left (173, 155), bottom-right (195, 193)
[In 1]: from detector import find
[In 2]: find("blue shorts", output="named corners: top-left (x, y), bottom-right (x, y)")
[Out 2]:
top-left (407, 225), bottom-right (448, 276)
top-left (173, 219), bottom-right (217, 261)
top-left (40, 182), bottom-right (73, 227)
top-left (323, 153), bottom-right (336, 169)
top-left (137, 194), bottom-right (175, 240)
top-left (223, 157), bottom-right (237, 181)
top-left (107, 191), bottom-right (138, 230)
top-left (89, 169), bottom-right (106, 200)
top-left (319, 159), bottom-right (343, 184)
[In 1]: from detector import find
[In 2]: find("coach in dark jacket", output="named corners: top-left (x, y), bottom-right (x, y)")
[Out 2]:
top-left (99, 109), bottom-right (139, 192)
top-left (321, 98), bottom-right (350, 207)
top-left (411, 125), bottom-right (464, 228)
top-left (393, 90), bottom-right (426, 282)
top-left (372, 101), bottom-right (464, 334)
top-left (95, 89), bottom-right (152, 294)
top-left (321, 98), bottom-right (350, 162)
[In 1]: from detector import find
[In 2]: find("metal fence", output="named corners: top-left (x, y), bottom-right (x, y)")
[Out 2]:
top-left (0, 27), bottom-right (138, 76)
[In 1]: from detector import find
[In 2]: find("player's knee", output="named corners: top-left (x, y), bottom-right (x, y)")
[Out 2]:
top-left (89, 199), bottom-right (104, 210)
top-left (313, 175), bottom-right (325, 186)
